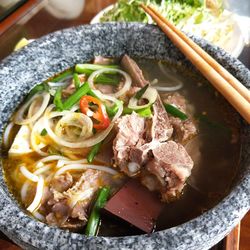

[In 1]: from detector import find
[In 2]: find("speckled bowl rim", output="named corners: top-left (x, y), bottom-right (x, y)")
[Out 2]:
top-left (0, 23), bottom-right (249, 250)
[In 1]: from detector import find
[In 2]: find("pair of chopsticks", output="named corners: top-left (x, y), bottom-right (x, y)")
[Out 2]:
top-left (141, 4), bottom-right (250, 124)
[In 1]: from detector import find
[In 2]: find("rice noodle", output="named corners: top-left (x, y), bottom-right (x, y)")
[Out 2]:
top-left (33, 211), bottom-right (45, 221)
top-left (33, 164), bottom-right (52, 175)
top-left (21, 181), bottom-right (30, 202)
top-left (54, 163), bottom-right (118, 176)
top-left (38, 155), bottom-right (69, 164)
top-left (88, 68), bottom-right (132, 98)
top-left (20, 165), bottom-right (39, 182)
top-left (56, 159), bottom-right (88, 168)
top-left (14, 92), bottom-right (50, 125)
top-left (27, 176), bottom-right (44, 213)
top-left (3, 121), bottom-right (15, 148)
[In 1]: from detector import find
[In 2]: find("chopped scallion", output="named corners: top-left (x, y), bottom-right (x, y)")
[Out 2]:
top-left (87, 142), bottom-right (102, 163)
top-left (85, 187), bottom-right (110, 236)
top-left (63, 82), bottom-right (90, 110)
top-left (164, 103), bottom-right (188, 120)
top-left (73, 73), bottom-right (81, 89)
top-left (135, 84), bottom-right (149, 100)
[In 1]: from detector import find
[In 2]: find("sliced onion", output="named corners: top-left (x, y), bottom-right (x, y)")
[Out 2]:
top-left (44, 101), bottom-right (122, 148)
top-left (30, 118), bottom-right (49, 156)
top-left (27, 176), bottom-right (44, 213)
top-left (88, 68), bottom-right (132, 98)
top-left (128, 86), bottom-right (158, 110)
top-left (48, 81), bottom-right (69, 88)
top-left (3, 122), bottom-right (15, 148)
top-left (157, 61), bottom-right (183, 92)
top-left (20, 165), bottom-right (39, 182)
top-left (14, 92), bottom-right (50, 125)
top-left (155, 83), bottom-right (183, 92)
top-left (54, 163), bottom-right (118, 177)
top-left (54, 112), bottom-right (93, 142)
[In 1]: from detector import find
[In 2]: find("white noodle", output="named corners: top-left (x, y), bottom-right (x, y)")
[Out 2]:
top-left (54, 163), bottom-right (118, 177)
top-left (20, 165), bottom-right (39, 182)
top-left (27, 176), bottom-right (44, 213)
top-left (21, 181), bottom-right (30, 202)
top-left (56, 159), bottom-right (88, 168)
top-left (39, 155), bottom-right (69, 163)
top-left (33, 211), bottom-right (45, 221)
top-left (88, 68), bottom-right (132, 98)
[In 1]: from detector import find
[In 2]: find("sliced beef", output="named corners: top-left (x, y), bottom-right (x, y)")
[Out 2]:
top-left (45, 169), bottom-right (103, 229)
top-left (121, 54), bottom-right (149, 87)
top-left (146, 141), bottom-right (193, 201)
top-left (50, 173), bottom-right (73, 193)
top-left (146, 98), bottom-right (173, 142)
top-left (163, 92), bottom-right (197, 143)
top-left (113, 112), bottom-right (145, 175)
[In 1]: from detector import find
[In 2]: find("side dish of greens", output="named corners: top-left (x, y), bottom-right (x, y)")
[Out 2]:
top-left (100, 0), bottom-right (235, 48)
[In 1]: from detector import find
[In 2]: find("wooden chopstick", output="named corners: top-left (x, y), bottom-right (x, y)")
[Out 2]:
top-left (145, 5), bottom-right (250, 103)
top-left (141, 4), bottom-right (250, 124)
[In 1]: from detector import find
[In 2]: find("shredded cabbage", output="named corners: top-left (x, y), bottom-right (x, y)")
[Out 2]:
top-left (100, 0), bottom-right (234, 48)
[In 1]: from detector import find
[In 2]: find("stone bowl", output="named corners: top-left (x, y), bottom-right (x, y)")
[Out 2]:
top-left (0, 23), bottom-right (249, 250)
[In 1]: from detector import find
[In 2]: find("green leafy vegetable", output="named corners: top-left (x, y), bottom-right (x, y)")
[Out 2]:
top-left (164, 103), bottom-right (188, 120)
top-left (85, 187), bottom-right (110, 236)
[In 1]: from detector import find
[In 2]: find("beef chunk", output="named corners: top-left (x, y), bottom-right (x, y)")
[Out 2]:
top-left (170, 118), bottom-right (197, 143)
top-left (45, 169), bottom-right (103, 229)
top-left (147, 98), bottom-right (173, 142)
top-left (163, 92), bottom-right (197, 143)
top-left (104, 179), bottom-right (163, 233)
top-left (50, 173), bottom-right (73, 193)
top-left (121, 54), bottom-right (149, 87)
top-left (113, 112), bottom-right (145, 175)
top-left (146, 141), bottom-right (193, 201)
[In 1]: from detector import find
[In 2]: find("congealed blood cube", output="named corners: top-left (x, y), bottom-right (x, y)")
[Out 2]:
top-left (104, 179), bottom-right (163, 233)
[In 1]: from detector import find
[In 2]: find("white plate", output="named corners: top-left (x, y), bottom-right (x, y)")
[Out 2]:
top-left (91, 4), bottom-right (246, 58)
